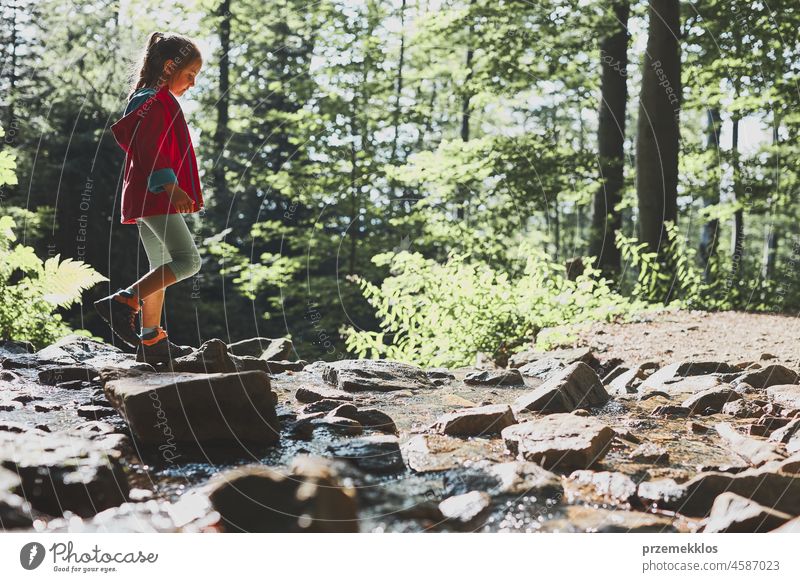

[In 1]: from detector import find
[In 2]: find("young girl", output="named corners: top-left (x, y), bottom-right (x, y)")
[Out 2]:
top-left (94, 31), bottom-right (205, 363)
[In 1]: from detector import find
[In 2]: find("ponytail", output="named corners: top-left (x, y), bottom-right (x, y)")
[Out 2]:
top-left (127, 31), bottom-right (202, 100)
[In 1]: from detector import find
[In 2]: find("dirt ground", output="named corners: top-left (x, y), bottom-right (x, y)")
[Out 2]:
top-left (563, 309), bottom-right (800, 370)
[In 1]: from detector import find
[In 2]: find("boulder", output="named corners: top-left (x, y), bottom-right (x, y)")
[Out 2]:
top-left (606, 367), bottom-right (645, 395)
top-left (735, 365), bottom-right (798, 390)
top-left (517, 357), bottom-right (565, 380)
top-left (767, 384), bottom-right (800, 410)
top-left (158, 339), bottom-right (237, 374)
top-left (637, 467), bottom-right (800, 517)
top-left (569, 470), bottom-right (638, 504)
top-left (432, 404), bottom-right (517, 437)
top-left (320, 359), bottom-right (434, 392)
top-left (206, 456), bottom-right (358, 532)
top-left (463, 368), bottom-right (524, 386)
top-left (681, 388), bottom-right (741, 415)
top-left (101, 367), bottom-right (279, 446)
top-left (328, 435), bottom-right (405, 474)
top-left (509, 346), bottom-right (598, 370)
top-left (37, 365), bottom-right (99, 385)
top-left (722, 399), bottom-right (764, 418)
top-left (768, 418), bottom-right (800, 453)
top-left (227, 337), bottom-right (293, 360)
top-left (639, 361), bottom-right (738, 394)
top-left (715, 423), bottom-right (786, 467)
top-left (630, 443), bottom-right (669, 464)
top-left (501, 414), bottom-right (615, 471)
top-left (443, 461), bottom-right (563, 497)
top-left (705, 492), bottom-right (793, 533)
top-left (329, 405), bottom-right (397, 434)
top-left (438, 491), bottom-right (491, 529)
top-left (0, 431), bottom-right (129, 517)
top-left (513, 362), bottom-right (609, 413)
top-left (295, 385), bottom-right (354, 403)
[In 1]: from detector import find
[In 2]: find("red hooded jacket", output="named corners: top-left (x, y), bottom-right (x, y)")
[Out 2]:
top-left (110, 85), bottom-right (204, 224)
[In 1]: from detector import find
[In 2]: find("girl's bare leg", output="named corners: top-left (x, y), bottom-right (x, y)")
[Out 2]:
top-left (128, 264), bottom-right (177, 329)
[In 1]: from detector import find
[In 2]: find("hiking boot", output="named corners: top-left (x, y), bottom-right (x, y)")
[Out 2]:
top-left (136, 326), bottom-right (194, 363)
top-left (94, 288), bottom-right (142, 348)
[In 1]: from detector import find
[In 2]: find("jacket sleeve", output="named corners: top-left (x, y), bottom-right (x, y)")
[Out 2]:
top-left (133, 100), bottom-right (178, 194)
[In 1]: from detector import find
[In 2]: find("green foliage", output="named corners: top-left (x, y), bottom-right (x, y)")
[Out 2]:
top-left (0, 215), bottom-right (107, 347)
top-left (344, 248), bottom-right (645, 368)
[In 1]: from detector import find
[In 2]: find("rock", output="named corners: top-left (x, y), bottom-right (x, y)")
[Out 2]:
top-left (517, 358), bottom-right (565, 380)
top-left (639, 361), bottom-right (737, 394)
top-left (606, 367), bottom-right (645, 395)
top-left (768, 418), bottom-right (800, 453)
top-left (328, 435), bottom-right (405, 473)
top-left (432, 404), bottom-right (517, 437)
top-left (0, 339), bottom-right (35, 354)
top-left (0, 431), bottom-right (129, 517)
top-left (229, 354), bottom-right (270, 374)
top-left (687, 421), bottom-right (710, 434)
top-left (715, 423), bottom-right (786, 467)
top-left (262, 360), bottom-right (307, 374)
top-left (705, 492), bottom-right (793, 533)
top-left (441, 394), bottom-right (478, 407)
top-left (776, 452), bottom-right (800, 474)
top-left (77, 405), bottom-right (117, 419)
top-left (426, 368), bottom-right (455, 384)
top-left (295, 385), bottom-right (354, 403)
top-left (569, 470), bottom-right (638, 504)
top-left (347, 408), bottom-right (398, 435)
top-left (444, 461), bottom-right (563, 497)
top-left (651, 405), bottom-right (690, 417)
top-left (102, 367), bottom-right (279, 446)
top-left (438, 491), bottom-right (491, 529)
top-left (509, 346), bottom-right (598, 370)
top-left (630, 443), bottom-right (669, 464)
top-left (638, 467), bottom-right (800, 517)
top-left (735, 365), bottom-right (798, 390)
top-left (767, 384), bottom-right (800, 410)
top-left (722, 399), bottom-right (764, 418)
top-left (321, 359), bottom-right (434, 392)
top-left (541, 505), bottom-right (677, 533)
top-left (310, 415), bottom-right (363, 437)
top-left (501, 414), bottom-right (615, 471)
top-left (463, 368), bottom-right (524, 386)
top-left (682, 388), bottom-right (741, 415)
top-left (37, 365), bottom-right (99, 385)
top-left (512, 362), bottom-right (609, 413)
top-left (770, 517), bottom-right (800, 532)
top-left (301, 399), bottom-right (346, 414)
top-left (227, 337), bottom-right (293, 360)
top-left (159, 339), bottom-right (237, 374)
top-left (206, 456), bottom-right (358, 532)
top-left (260, 338), bottom-right (294, 362)
top-left (70, 421), bottom-right (118, 438)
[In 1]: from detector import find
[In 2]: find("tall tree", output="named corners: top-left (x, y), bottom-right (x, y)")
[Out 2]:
top-left (635, 0), bottom-right (681, 253)
top-left (589, 0), bottom-right (630, 274)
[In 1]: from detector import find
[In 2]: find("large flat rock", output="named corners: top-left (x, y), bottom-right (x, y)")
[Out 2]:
top-left (501, 414), bottom-right (615, 471)
top-left (432, 404), bottom-right (517, 437)
top-left (513, 362), bottom-right (609, 413)
top-left (320, 359), bottom-right (435, 392)
top-left (101, 368), bottom-right (279, 446)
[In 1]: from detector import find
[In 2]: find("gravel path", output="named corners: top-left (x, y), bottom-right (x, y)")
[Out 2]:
top-left (568, 309), bottom-right (800, 370)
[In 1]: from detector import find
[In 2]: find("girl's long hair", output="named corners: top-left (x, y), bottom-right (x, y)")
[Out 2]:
top-left (128, 32), bottom-right (202, 100)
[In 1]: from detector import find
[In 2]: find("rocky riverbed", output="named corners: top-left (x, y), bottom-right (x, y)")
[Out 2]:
top-left (2, 331), bottom-right (800, 533)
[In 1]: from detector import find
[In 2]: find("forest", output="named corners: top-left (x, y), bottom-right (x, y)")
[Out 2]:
top-left (1, 0), bottom-right (799, 366)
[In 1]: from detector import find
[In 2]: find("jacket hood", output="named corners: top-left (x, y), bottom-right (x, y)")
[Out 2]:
top-left (110, 87), bottom-right (164, 153)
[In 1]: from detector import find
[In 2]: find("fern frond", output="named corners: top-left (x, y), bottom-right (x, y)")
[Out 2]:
top-left (40, 255), bottom-right (109, 307)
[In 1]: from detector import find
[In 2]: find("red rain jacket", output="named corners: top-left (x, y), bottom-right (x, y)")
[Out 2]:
top-left (110, 85), bottom-right (204, 224)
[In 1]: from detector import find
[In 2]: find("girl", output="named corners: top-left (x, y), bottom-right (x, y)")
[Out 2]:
top-left (94, 31), bottom-right (205, 364)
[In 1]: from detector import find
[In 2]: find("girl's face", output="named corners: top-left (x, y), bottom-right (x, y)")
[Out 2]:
top-left (163, 58), bottom-right (202, 97)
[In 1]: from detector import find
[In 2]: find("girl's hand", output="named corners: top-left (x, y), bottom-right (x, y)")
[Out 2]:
top-left (163, 183), bottom-right (194, 213)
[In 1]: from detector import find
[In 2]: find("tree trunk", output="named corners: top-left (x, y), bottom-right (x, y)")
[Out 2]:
top-left (213, 0), bottom-right (231, 206)
top-left (699, 108), bottom-right (721, 272)
top-left (457, 0), bottom-right (475, 222)
top-left (635, 0), bottom-right (681, 252)
top-left (730, 115), bottom-right (744, 279)
top-left (589, 1), bottom-right (630, 274)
